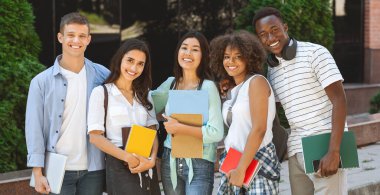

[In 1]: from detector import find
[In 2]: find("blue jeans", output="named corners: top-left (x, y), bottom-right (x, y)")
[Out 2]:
top-left (51, 169), bottom-right (105, 195)
top-left (161, 148), bottom-right (214, 195)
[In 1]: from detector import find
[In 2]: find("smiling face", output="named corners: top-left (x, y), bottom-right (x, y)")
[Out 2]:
top-left (58, 23), bottom-right (91, 58)
top-left (177, 37), bottom-right (202, 71)
top-left (119, 49), bottom-right (146, 82)
top-left (255, 15), bottom-right (289, 57)
top-left (223, 45), bottom-right (247, 83)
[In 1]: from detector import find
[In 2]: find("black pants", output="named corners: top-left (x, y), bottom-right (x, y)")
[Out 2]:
top-left (105, 154), bottom-right (160, 195)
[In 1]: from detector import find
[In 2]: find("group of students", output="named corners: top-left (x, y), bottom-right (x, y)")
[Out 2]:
top-left (26, 6), bottom-right (348, 195)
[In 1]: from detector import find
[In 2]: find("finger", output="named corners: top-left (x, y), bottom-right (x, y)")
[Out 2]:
top-left (162, 114), bottom-right (169, 121)
top-left (43, 179), bottom-right (51, 192)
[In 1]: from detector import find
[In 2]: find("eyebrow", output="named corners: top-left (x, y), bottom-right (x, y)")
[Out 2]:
top-left (125, 56), bottom-right (145, 63)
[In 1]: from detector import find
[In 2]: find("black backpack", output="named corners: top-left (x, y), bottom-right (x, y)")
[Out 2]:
top-left (272, 113), bottom-right (289, 162)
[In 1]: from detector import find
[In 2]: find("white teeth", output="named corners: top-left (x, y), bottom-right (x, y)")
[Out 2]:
top-left (270, 41), bottom-right (279, 47)
top-left (183, 58), bottom-right (193, 62)
top-left (71, 45), bottom-right (80, 49)
top-left (127, 71), bottom-right (136, 76)
top-left (228, 66), bottom-right (237, 70)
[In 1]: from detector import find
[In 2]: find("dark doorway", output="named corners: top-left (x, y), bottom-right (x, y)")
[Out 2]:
top-left (333, 0), bottom-right (364, 83)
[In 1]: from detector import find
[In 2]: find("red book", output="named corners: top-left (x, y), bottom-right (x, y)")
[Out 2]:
top-left (219, 147), bottom-right (262, 188)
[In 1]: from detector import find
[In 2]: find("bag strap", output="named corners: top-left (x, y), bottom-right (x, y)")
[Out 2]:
top-left (226, 74), bottom-right (254, 127)
top-left (102, 84), bottom-right (108, 137)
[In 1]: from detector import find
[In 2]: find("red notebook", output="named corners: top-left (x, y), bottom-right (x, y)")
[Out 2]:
top-left (219, 147), bottom-right (262, 188)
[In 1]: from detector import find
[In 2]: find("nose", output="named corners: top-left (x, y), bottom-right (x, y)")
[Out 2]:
top-left (73, 36), bottom-right (80, 43)
top-left (130, 64), bottom-right (137, 71)
top-left (267, 33), bottom-right (275, 42)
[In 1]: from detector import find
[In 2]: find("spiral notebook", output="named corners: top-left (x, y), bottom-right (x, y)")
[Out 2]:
top-left (30, 152), bottom-right (67, 194)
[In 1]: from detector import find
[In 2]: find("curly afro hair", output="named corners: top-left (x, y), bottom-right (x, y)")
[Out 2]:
top-left (209, 30), bottom-right (266, 82)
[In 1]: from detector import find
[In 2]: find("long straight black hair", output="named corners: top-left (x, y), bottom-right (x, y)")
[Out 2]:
top-left (173, 31), bottom-right (213, 84)
top-left (104, 38), bottom-right (153, 110)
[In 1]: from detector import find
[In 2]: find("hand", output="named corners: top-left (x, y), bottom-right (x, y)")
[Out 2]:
top-left (319, 151), bottom-right (340, 177)
top-left (129, 154), bottom-right (155, 174)
top-left (227, 168), bottom-right (245, 188)
top-left (125, 152), bottom-right (139, 168)
top-left (33, 168), bottom-right (51, 194)
top-left (162, 114), bottom-right (181, 135)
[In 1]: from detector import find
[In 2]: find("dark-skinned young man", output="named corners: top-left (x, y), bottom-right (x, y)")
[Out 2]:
top-left (253, 7), bottom-right (347, 195)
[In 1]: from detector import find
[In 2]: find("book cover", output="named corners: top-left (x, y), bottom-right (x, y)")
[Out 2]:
top-left (125, 124), bottom-right (157, 158)
top-left (167, 90), bottom-right (209, 124)
top-left (170, 113), bottom-right (203, 158)
top-left (302, 131), bottom-right (359, 174)
top-left (30, 152), bottom-right (67, 194)
top-left (219, 147), bottom-right (262, 189)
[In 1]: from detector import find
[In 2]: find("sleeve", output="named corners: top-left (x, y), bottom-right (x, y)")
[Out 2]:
top-left (201, 81), bottom-right (224, 144)
top-left (310, 45), bottom-right (344, 89)
top-left (146, 93), bottom-right (159, 129)
top-left (87, 86), bottom-right (106, 133)
top-left (25, 77), bottom-right (46, 167)
top-left (150, 77), bottom-right (175, 114)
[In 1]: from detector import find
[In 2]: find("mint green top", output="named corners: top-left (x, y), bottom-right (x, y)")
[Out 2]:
top-left (151, 77), bottom-right (224, 188)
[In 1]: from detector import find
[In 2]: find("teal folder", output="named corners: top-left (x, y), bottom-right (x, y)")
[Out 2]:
top-left (301, 131), bottom-right (359, 174)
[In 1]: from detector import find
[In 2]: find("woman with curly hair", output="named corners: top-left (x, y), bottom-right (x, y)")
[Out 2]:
top-left (210, 31), bottom-right (281, 194)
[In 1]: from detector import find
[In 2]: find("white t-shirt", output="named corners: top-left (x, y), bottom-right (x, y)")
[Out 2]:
top-left (55, 65), bottom-right (88, 171)
top-left (223, 75), bottom-right (275, 153)
top-left (87, 83), bottom-right (158, 147)
top-left (267, 41), bottom-right (348, 157)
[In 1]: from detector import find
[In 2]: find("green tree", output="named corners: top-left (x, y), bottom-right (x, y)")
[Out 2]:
top-left (235, 0), bottom-right (334, 51)
top-left (0, 0), bottom-right (45, 172)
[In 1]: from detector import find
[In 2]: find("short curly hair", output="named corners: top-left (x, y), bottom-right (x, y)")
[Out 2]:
top-left (252, 7), bottom-right (284, 28)
top-left (210, 30), bottom-right (266, 81)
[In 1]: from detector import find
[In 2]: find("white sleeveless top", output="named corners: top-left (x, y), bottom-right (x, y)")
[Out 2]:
top-left (223, 75), bottom-right (275, 152)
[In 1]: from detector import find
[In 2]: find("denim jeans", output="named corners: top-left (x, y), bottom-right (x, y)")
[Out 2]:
top-left (52, 169), bottom-right (105, 195)
top-left (161, 147), bottom-right (214, 195)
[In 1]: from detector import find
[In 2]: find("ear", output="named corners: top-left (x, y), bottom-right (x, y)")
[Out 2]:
top-left (283, 23), bottom-right (289, 33)
top-left (57, 32), bottom-right (63, 43)
top-left (85, 34), bottom-right (92, 46)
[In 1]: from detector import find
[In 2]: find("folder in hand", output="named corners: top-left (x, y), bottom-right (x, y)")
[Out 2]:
top-left (167, 90), bottom-right (209, 124)
top-left (219, 147), bottom-right (262, 189)
top-left (30, 152), bottom-right (67, 194)
top-left (301, 131), bottom-right (359, 174)
top-left (125, 125), bottom-right (157, 158)
top-left (170, 113), bottom-right (203, 158)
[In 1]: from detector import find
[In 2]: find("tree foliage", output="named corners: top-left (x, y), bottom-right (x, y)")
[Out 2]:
top-left (0, 0), bottom-right (45, 172)
top-left (235, 0), bottom-right (334, 51)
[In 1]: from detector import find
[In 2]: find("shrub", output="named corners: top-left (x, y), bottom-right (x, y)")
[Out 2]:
top-left (369, 92), bottom-right (380, 114)
top-left (0, 0), bottom-right (45, 172)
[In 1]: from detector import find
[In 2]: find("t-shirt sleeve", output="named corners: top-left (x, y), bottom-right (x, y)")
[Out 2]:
top-left (310, 45), bottom-right (344, 89)
top-left (87, 86), bottom-right (106, 133)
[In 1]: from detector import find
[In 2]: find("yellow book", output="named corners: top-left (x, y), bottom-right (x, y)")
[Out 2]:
top-left (171, 114), bottom-right (203, 158)
top-left (125, 124), bottom-right (157, 158)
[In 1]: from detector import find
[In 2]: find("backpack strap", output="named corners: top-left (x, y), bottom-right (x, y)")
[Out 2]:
top-left (102, 84), bottom-right (108, 137)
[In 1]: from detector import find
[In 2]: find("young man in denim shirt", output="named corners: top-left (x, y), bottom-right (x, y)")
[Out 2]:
top-left (25, 12), bottom-right (109, 194)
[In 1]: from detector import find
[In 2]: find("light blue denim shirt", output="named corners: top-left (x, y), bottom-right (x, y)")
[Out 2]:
top-left (25, 55), bottom-right (110, 171)
top-left (151, 77), bottom-right (224, 188)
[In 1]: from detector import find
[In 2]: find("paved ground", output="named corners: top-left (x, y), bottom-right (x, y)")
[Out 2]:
top-left (212, 142), bottom-right (380, 194)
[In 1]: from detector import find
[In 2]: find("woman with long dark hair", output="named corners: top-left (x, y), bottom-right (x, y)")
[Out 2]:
top-left (87, 38), bottom-right (160, 194)
top-left (152, 31), bottom-right (224, 195)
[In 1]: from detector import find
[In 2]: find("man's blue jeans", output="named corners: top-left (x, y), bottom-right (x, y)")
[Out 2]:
top-left (161, 148), bottom-right (214, 195)
top-left (52, 169), bottom-right (105, 195)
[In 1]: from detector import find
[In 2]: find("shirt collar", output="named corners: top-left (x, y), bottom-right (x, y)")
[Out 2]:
top-left (52, 55), bottom-right (89, 76)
